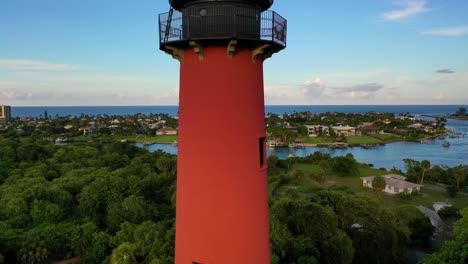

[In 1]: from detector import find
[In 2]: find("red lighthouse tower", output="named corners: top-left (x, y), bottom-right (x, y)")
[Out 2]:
top-left (159, 1), bottom-right (286, 263)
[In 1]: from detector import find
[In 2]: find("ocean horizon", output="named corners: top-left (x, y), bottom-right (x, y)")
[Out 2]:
top-left (11, 104), bottom-right (467, 118)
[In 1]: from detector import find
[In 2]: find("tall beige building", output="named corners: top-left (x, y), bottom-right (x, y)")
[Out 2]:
top-left (0, 105), bottom-right (11, 125)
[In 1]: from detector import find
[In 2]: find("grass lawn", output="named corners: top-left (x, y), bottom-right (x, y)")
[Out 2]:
top-left (293, 163), bottom-right (322, 174)
top-left (346, 135), bottom-right (383, 145)
top-left (292, 164), bottom-right (387, 177)
top-left (370, 133), bottom-right (402, 141)
top-left (72, 135), bottom-right (113, 143)
top-left (300, 136), bottom-right (334, 144)
top-left (290, 163), bottom-right (468, 209)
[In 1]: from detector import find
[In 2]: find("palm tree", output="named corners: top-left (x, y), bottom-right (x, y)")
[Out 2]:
top-left (454, 169), bottom-right (465, 190)
top-left (420, 160), bottom-right (431, 185)
top-left (319, 160), bottom-right (330, 182)
top-left (373, 176), bottom-right (387, 199)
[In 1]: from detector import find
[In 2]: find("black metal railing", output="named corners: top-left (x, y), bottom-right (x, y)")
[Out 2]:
top-left (159, 9), bottom-right (287, 47)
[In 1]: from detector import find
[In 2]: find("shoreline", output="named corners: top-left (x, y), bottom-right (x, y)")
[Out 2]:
top-left (274, 133), bottom-right (449, 149)
top-left (421, 114), bottom-right (468, 121)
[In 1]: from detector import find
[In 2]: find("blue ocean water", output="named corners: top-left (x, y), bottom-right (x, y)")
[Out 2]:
top-left (11, 106), bottom-right (180, 118)
top-left (11, 105), bottom-right (465, 118)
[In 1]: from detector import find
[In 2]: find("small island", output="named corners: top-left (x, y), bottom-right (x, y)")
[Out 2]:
top-left (449, 107), bottom-right (468, 120)
top-left (266, 111), bottom-right (448, 148)
top-left (422, 107), bottom-right (468, 121)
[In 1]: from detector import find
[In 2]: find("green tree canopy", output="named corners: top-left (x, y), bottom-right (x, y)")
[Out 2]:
top-left (422, 208), bottom-right (468, 263)
top-left (373, 176), bottom-right (387, 192)
top-left (331, 155), bottom-right (359, 176)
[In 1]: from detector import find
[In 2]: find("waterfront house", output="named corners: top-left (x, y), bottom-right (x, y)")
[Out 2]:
top-left (397, 115), bottom-right (417, 121)
top-left (305, 125), bottom-right (330, 137)
top-left (79, 126), bottom-right (96, 135)
top-left (156, 127), bottom-right (178, 135)
top-left (285, 124), bottom-right (299, 133)
top-left (331, 125), bottom-right (356, 136)
top-left (361, 174), bottom-right (422, 194)
top-left (359, 124), bottom-right (382, 134)
top-left (407, 123), bottom-right (423, 129)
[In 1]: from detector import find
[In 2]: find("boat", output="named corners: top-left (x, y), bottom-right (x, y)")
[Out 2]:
top-left (143, 141), bottom-right (154, 146)
top-left (289, 142), bottom-right (305, 148)
top-left (420, 140), bottom-right (428, 144)
top-left (330, 143), bottom-right (347, 149)
top-left (443, 141), bottom-right (450, 147)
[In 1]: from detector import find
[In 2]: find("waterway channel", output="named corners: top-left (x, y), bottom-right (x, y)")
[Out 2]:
top-left (137, 118), bottom-right (467, 171)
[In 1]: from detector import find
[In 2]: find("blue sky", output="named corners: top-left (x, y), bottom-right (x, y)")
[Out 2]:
top-left (0, 0), bottom-right (467, 106)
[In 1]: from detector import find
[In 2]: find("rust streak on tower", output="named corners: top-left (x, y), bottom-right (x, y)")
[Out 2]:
top-left (158, 0), bottom-right (286, 263)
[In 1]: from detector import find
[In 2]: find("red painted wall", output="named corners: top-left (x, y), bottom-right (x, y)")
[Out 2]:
top-left (175, 46), bottom-right (270, 263)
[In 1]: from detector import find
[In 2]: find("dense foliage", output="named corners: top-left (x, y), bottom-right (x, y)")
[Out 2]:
top-left (267, 157), bottom-right (434, 264)
top-left (403, 159), bottom-right (467, 192)
top-left (0, 134), bottom-right (176, 263)
top-left (0, 129), bottom-right (464, 264)
top-left (422, 208), bottom-right (468, 264)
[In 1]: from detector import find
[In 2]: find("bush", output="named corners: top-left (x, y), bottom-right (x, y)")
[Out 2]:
top-left (396, 192), bottom-right (413, 201)
top-left (308, 173), bottom-right (325, 183)
top-left (438, 206), bottom-right (461, 219)
top-left (290, 169), bottom-right (305, 180)
top-left (331, 155), bottom-right (359, 176)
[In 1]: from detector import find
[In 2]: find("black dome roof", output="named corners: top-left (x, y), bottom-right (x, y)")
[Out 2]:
top-left (169, 0), bottom-right (273, 11)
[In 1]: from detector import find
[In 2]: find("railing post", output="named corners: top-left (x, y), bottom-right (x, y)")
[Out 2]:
top-left (272, 11), bottom-right (275, 42)
top-left (235, 13), bottom-right (239, 38)
top-left (284, 20), bottom-right (287, 45)
top-left (159, 13), bottom-right (162, 44)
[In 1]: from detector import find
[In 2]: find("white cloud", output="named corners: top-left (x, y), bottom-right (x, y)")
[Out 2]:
top-left (421, 26), bottom-right (468, 36)
top-left (383, 0), bottom-right (428, 21)
top-left (264, 84), bottom-right (298, 104)
top-left (0, 89), bottom-right (33, 100)
top-left (264, 71), bottom-right (468, 105)
top-left (331, 83), bottom-right (385, 100)
top-left (0, 59), bottom-right (79, 71)
top-left (0, 72), bottom-right (178, 106)
top-left (265, 79), bottom-right (387, 104)
top-left (334, 83), bottom-right (384, 93)
top-left (385, 72), bottom-right (468, 104)
top-left (300, 78), bottom-right (326, 97)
